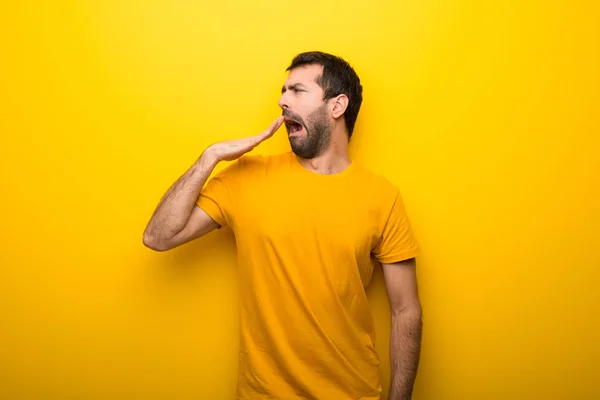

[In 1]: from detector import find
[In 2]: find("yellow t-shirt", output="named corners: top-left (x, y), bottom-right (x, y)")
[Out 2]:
top-left (196, 150), bottom-right (420, 400)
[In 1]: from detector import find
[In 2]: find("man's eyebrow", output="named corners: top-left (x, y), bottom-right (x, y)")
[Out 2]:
top-left (281, 83), bottom-right (308, 93)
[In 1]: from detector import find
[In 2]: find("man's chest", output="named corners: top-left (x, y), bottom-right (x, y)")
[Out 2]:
top-left (232, 179), bottom-right (383, 260)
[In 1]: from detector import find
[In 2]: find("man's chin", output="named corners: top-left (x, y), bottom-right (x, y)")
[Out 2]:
top-left (290, 143), bottom-right (318, 159)
top-left (288, 135), bottom-right (303, 147)
top-left (289, 141), bottom-right (304, 156)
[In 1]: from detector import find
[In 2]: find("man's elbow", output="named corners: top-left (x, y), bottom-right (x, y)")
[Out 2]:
top-left (142, 231), bottom-right (170, 252)
top-left (392, 302), bottom-right (422, 320)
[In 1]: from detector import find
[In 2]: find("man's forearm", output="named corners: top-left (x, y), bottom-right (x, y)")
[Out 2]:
top-left (143, 151), bottom-right (218, 244)
top-left (388, 308), bottom-right (422, 400)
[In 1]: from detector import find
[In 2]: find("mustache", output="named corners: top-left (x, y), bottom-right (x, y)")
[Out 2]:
top-left (282, 109), bottom-right (305, 126)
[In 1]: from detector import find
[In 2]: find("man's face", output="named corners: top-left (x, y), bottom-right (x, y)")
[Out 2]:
top-left (278, 64), bottom-right (332, 159)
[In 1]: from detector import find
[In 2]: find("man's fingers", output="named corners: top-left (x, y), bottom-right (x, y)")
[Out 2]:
top-left (238, 116), bottom-right (285, 150)
top-left (259, 116), bottom-right (284, 139)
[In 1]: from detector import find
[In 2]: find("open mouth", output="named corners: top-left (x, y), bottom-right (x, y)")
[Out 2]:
top-left (284, 118), bottom-right (304, 135)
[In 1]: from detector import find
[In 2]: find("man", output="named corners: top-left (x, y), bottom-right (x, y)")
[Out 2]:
top-left (143, 51), bottom-right (422, 400)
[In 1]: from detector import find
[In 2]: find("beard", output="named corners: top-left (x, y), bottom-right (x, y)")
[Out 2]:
top-left (284, 103), bottom-right (332, 159)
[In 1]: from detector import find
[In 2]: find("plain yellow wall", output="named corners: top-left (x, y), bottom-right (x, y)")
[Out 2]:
top-left (1, 1), bottom-right (599, 399)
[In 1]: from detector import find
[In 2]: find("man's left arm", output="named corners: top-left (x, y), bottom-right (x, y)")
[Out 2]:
top-left (381, 257), bottom-right (422, 400)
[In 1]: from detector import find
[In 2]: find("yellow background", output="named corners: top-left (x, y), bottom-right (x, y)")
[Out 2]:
top-left (1, 1), bottom-right (599, 399)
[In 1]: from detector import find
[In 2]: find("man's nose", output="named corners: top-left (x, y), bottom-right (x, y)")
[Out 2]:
top-left (278, 93), bottom-right (290, 110)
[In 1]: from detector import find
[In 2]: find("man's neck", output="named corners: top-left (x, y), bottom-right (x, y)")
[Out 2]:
top-left (295, 128), bottom-right (351, 175)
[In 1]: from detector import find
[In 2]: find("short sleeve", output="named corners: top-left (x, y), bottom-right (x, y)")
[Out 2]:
top-left (195, 159), bottom-right (242, 229)
top-left (372, 190), bottom-right (420, 264)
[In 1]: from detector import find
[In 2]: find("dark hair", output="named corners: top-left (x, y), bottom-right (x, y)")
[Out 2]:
top-left (286, 51), bottom-right (363, 139)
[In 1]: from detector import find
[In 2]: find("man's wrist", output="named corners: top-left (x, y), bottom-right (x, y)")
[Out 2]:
top-left (198, 148), bottom-right (220, 170)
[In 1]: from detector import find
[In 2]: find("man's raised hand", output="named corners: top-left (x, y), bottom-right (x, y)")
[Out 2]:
top-left (205, 116), bottom-right (284, 163)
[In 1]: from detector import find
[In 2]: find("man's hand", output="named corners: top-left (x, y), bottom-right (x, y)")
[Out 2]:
top-left (205, 116), bottom-right (284, 163)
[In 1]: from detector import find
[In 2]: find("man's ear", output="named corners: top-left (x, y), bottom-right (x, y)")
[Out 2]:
top-left (331, 94), bottom-right (349, 119)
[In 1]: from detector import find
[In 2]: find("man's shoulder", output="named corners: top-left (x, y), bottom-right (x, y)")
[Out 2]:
top-left (236, 151), bottom-right (290, 169)
top-left (217, 151), bottom-right (289, 179)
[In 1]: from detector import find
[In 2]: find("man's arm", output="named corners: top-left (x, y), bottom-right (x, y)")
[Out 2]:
top-left (143, 116), bottom-right (284, 251)
top-left (381, 257), bottom-right (422, 400)
top-left (142, 152), bottom-right (220, 251)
